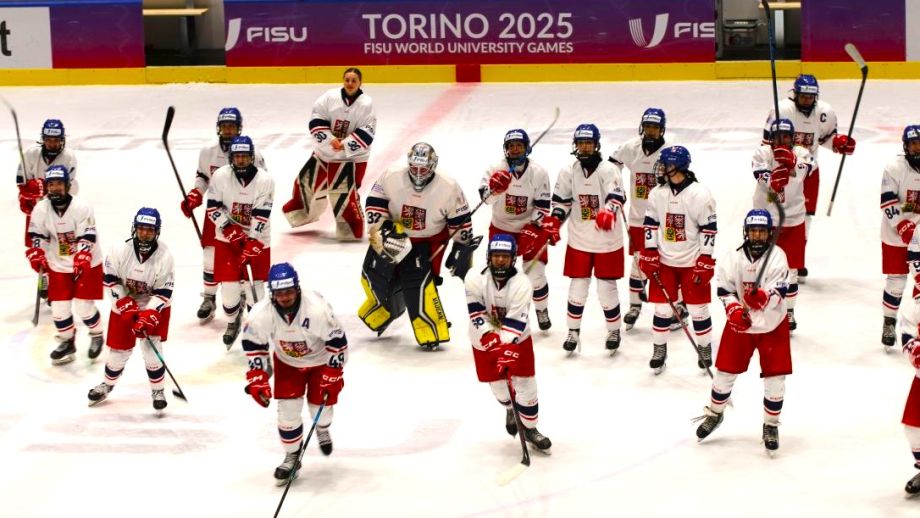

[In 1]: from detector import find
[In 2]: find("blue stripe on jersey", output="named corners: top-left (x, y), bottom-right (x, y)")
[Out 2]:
top-left (252, 208), bottom-right (271, 219)
top-left (753, 169), bottom-right (770, 180)
top-left (467, 301), bottom-right (487, 314)
top-left (716, 287), bottom-right (735, 298)
top-left (196, 172), bottom-right (209, 181)
top-left (16, 174), bottom-right (25, 184)
top-left (700, 221), bottom-right (717, 233)
top-left (103, 274), bottom-right (121, 285)
top-left (643, 215), bottom-right (659, 227)
top-left (365, 196), bottom-right (389, 211)
top-left (29, 232), bottom-right (48, 241)
top-left (478, 186), bottom-right (489, 201)
top-left (774, 284), bottom-right (788, 298)
top-left (353, 127), bottom-right (374, 146)
top-left (309, 118), bottom-right (331, 131)
top-left (551, 194), bottom-right (572, 204)
top-left (326, 335), bottom-right (347, 350)
top-left (881, 191), bottom-right (900, 206)
top-left (608, 157), bottom-right (624, 166)
top-left (605, 191), bottom-right (626, 205)
top-left (909, 250), bottom-right (920, 262)
top-left (241, 339), bottom-right (269, 353)
top-left (206, 198), bottom-right (222, 209)
top-left (153, 288), bottom-right (173, 299)
top-left (446, 213), bottom-right (471, 227)
top-left (533, 199), bottom-right (551, 210)
top-left (501, 317), bottom-right (526, 333)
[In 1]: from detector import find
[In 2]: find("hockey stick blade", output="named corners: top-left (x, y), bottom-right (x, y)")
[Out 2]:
top-left (826, 43), bottom-right (868, 216)
top-left (162, 106), bottom-right (175, 143)
top-left (844, 43), bottom-right (867, 72)
top-left (531, 106), bottom-right (560, 147)
top-left (497, 461), bottom-right (529, 486)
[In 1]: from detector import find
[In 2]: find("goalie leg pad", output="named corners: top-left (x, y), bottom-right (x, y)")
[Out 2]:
top-left (329, 161), bottom-right (364, 239)
top-left (398, 244), bottom-right (450, 346)
top-left (358, 247), bottom-right (406, 333)
top-left (283, 155), bottom-right (329, 227)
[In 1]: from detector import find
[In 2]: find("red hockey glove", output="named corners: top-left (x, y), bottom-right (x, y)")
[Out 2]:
top-left (180, 188), bottom-right (203, 218)
top-left (517, 223), bottom-right (548, 261)
top-left (72, 250), bottom-right (92, 277)
top-left (319, 366), bottom-right (344, 400)
top-left (494, 344), bottom-right (520, 375)
top-left (114, 296), bottom-right (139, 317)
top-left (692, 255), bottom-right (716, 285)
top-left (25, 247), bottom-right (48, 273)
top-left (743, 288), bottom-right (770, 311)
top-left (898, 220), bottom-right (917, 245)
top-left (132, 309), bottom-right (161, 338)
top-left (245, 368), bottom-right (272, 408)
top-left (480, 332), bottom-right (502, 350)
top-left (773, 147), bottom-right (797, 169)
top-left (19, 194), bottom-right (35, 215)
top-left (595, 208), bottom-right (617, 231)
top-left (241, 239), bottom-right (265, 266)
top-left (540, 216), bottom-right (562, 245)
top-left (638, 248), bottom-right (661, 277)
top-left (18, 179), bottom-right (44, 214)
top-left (906, 335), bottom-right (920, 369)
top-left (488, 170), bottom-right (512, 195)
top-left (222, 223), bottom-right (247, 243)
top-left (726, 302), bottom-right (752, 332)
top-left (769, 166), bottom-right (790, 192)
top-left (832, 134), bottom-right (855, 155)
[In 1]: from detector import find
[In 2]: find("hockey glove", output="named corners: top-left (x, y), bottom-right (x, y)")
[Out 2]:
top-left (726, 302), bottom-right (752, 332)
top-left (773, 147), bottom-right (797, 170)
top-left (595, 208), bottom-right (617, 231)
top-left (540, 215), bottom-right (562, 245)
top-left (832, 134), bottom-right (856, 155)
top-left (245, 368), bottom-right (272, 408)
top-left (319, 366), bottom-right (344, 400)
top-left (495, 344), bottom-right (520, 375)
top-left (369, 220), bottom-right (411, 264)
top-left (898, 220), bottom-right (917, 245)
top-left (132, 309), bottom-right (160, 338)
top-left (180, 188), bottom-right (203, 218)
top-left (905, 335), bottom-right (920, 369)
top-left (518, 223), bottom-right (547, 261)
top-left (692, 255), bottom-right (716, 285)
top-left (221, 223), bottom-right (247, 243)
top-left (25, 247), bottom-right (48, 273)
top-left (445, 235), bottom-right (483, 280)
top-left (638, 248), bottom-right (660, 277)
top-left (769, 166), bottom-right (790, 193)
top-left (241, 239), bottom-right (265, 266)
top-left (114, 296), bottom-right (139, 317)
top-left (72, 250), bottom-right (92, 278)
top-left (488, 170), bottom-right (513, 195)
top-left (480, 332), bottom-right (502, 350)
top-left (743, 288), bottom-right (770, 311)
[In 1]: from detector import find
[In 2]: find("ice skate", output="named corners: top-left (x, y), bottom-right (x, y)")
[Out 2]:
top-left (882, 316), bottom-right (896, 349)
top-left (623, 304), bottom-right (641, 331)
top-left (50, 337), bottom-right (76, 366)
top-left (906, 470), bottom-right (920, 496)
top-left (87, 333), bottom-right (103, 361)
top-left (523, 427), bottom-right (552, 454)
top-left (420, 342), bottom-right (441, 351)
top-left (669, 302), bottom-right (689, 331)
top-left (694, 406), bottom-right (724, 441)
top-left (763, 423), bottom-right (779, 455)
top-left (605, 329), bottom-right (621, 354)
top-left (152, 389), bottom-right (167, 416)
top-left (274, 450), bottom-right (302, 486)
top-left (87, 383), bottom-right (112, 407)
top-left (197, 294), bottom-right (216, 323)
top-left (504, 407), bottom-right (517, 436)
top-left (649, 344), bottom-right (667, 374)
top-left (535, 308), bottom-right (551, 331)
top-left (698, 343), bottom-right (713, 369)
top-left (787, 309), bottom-right (797, 332)
top-left (223, 311), bottom-right (243, 349)
top-left (562, 329), bottom-right (580, 354)
top-left (797, 267), bottom-right (808, 284)
top-left (317, 426), bottom-right (333, 456)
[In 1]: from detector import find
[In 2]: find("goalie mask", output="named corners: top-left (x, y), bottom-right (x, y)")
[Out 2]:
top-left (407, 142), bottom-right (438, 192)
top-left (743, 208), bottom-right (773, 259)
top-left (487, 233), bottom-right (517, 281)
top-left (132, 207), bottom-right (161, 257)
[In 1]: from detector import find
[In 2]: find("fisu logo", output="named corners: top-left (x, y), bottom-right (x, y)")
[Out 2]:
top-left (225, 17), bottom-right (308, 51)
top-left (629, 13), bottom-right (669, 48)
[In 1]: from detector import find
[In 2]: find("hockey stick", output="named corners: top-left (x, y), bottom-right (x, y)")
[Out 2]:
top-left (274, 394), bottom-right (328, 518)
top-left (162, 106), bottom-right (203, 241)
top-left (32, 267), bottom-right (42, 326)
top-left (826, 43), bottom-right (868, 216)
top-left (145, 337), bottom-right (188, 402)
top-left (523, 241), bottom-right (550, 274)
top-left (650, 272), bottom-right (713, 379)
top-left (497, 373), bottom-right (531, 486)
top-left (245, 263), bottom-right (259, 305)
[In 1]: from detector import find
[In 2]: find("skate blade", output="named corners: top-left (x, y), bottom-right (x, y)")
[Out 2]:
top-left (765, 448), bottom-right (777, 458)
top-left (497, 462), bottom-right (529, 486)
top-left (624, 323), bottom-right (635, 332)
top-left (608, 349), bottom-right (619, 357)
top-left (87, 399), bottom-right (106, 408)
top-left (198, 314), bottom-right (215, 325)
top-left (275, 471), bottom-right (300, 487)
top-left (156, 410), bottom-right (165, 418)
top-left (52, 355), bottom-right (75, 366)
top-left (652, 364), bottom-right (666, 375)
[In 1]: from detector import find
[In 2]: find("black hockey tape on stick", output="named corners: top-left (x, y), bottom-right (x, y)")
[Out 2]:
top-left (146, 337), bottom-right (188, 402)
top-left (827, 43), bottom-right (868, 216)
top-left (162, 106), bottom-right (203, 241)
top-left (274, 393), bottom-right (328, 517)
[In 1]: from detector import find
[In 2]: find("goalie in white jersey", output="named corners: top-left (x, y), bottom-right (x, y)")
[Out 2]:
top-left (752, 118), bottom-right (816, 332)
top-left (26, 165), bottom-right (104, 365)
top-left (639, 146), bottom-right (717, 374)
top-left (763, 74), bottom-right (855, 280)
top-left (241, 263), bottom-right (348, 485)
top-left (360, 142), bottom-right (477, 349)
top-left (880, 125), bottom-right (920, 350)
top-left (87, 208), bottom-right (175, 413)
top-left (479, 129), bottom-right (553, 330)
top-left (695, 209), bottom-right (791, 454)
top-left (544, 124), bottom-right (627, 354)
top-left (283, 67), bottom-right (377, 240)
top-left (206, 136), bottom-right (274, 347)
top-left (465, 234), bottom-right (551, 452)
top-left (179, 107), bottom-right (266, 323)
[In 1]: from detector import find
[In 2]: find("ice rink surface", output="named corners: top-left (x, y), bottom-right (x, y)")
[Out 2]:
top-left (1, 79), bottom-right (919, 517)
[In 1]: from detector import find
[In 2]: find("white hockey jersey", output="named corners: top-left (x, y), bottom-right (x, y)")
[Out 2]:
top-left (644, 179), bottom-right (717, 267)
top-left (206, 165), bottom-right (274, 245)
top-left (716, 245), bottom-right (790, 334)
top-left (551, 159), bottom-right (625, 253)
top-left (900, 234), bottom-right (920, 379)
top-left (880, 155), bottom-right (920, 246)
top-left (28, 196), bottom-right (101, 273)
top-left (610, 136), bottom-right (663, 227)
top-left (365, 167), bottom-right (472, 241)
top-left (763, 98), bottom-right (838, 159)
top-left (241, 290), bottom-right (348, 371)
top-left (194, 143), bottom-right (266, 194)
top-left (309, 87), bottom-right (376, 163)
top-left (464, 268), bottom-right (533, 348)
top-left (479, 157), bottom-right (551, 233)
top-left (16, 145), bottom-right (79, 194)
top-left (751, 145), bottom-right (816, 227)
top-left (103, 240), bottom-right (175, 315)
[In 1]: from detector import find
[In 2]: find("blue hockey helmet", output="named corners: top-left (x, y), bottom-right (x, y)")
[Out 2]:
top-left (793, 74), bottom-right (819, 96)
top-left (229, 135), bottom-right (254, 156)
top-left (503, 128), bottom-right (531, 156)
top-left (487, 233), bottom-right (517, 280)
top-left (744, 208), bottom-right (773, 230)
top-left (639, 108), bottom-right (666, 135)
top-left (743, 208), bottom-right (773, 256)
top-left (217, 107), bottom-right (243, 128)
top-left (44, 164), bottom-right (70, 185)
top-left (769, 118), bottom-right (796, 147)
top-left (132, 207), bottom-right (162, 254)
top-left (268, 263), bottom-right (300, 293)
top-left (572, 123), bottom-right (601, 157)
top-left (658, 145), bottom-right (691, 171)
top-left (904, 125), bottom-right (920, 167)
top-left (41, 119), bottom-right (65, 139)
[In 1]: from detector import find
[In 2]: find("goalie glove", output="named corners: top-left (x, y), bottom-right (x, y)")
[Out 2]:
top-left (445, 235), bottom-right (483, 280)
top-left (368, 220), bottom-right (411, 264)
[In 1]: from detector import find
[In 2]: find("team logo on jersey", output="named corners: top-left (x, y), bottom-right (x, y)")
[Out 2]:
top-left (125, 278), bottom-right (151, 297)
top-left (634, 172), bottom-right (657, 199)
top-left (231, 202), bottom-right (253, 226)
top-left (333, 120), bottom-right (351, 139)
top-left (400, 205), bottom-right (427, 231)
top-left (504, 194), bottom-right (529, 215)
top-left (278, 340), bottom-right (311, 358)
top-left (794, 132), bottom-right (815, 148)
top-left (56, 231), bottom-right (76, 256)
top-left (905, 191), bottom-right (920, 213)
top-left (578, 194), bottom-right (600, 220)
top-left (664, 213), bottom-right (687, 242)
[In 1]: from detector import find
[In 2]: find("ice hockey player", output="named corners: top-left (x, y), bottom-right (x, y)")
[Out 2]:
top-left (283, 67), bottom-right (376, 240)
top-left (898, 287), bottom-right (920, 495)
top-left (180, 107), bottom-right (267, 324)
top-left (752, 118), bottom-right (816, 332)
top-left (695, 209), bottom-right (791, 455)
top-left (465, 234), bottom-right (551, 452)
top-left (87, 208), bottom-right (175, 414)
top-left (479, 129), bottom-right (553, 330)
top-left (763, 74), bottom-right (855, 281)
top-left (241, 263), bottom-right (348, 485)
top-left (541, 124), bottom-right (625, 354)
top-left (639, 145), bottom-right (717, 373)
top-left (359, 142), bottom-right (477, 350)
top-left (205, 136), bottom-right (274, 347)
top-left (26, 165), bottom-right (103, 364)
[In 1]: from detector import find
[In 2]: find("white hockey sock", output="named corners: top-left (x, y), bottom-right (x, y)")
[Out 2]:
top-left (566, 277), bottom-right (590, 330)
top-left (221, 281), bottom-right (242, 317)
top-left (597, 279), bottom-right (621, 332)
top-left (763, 375), bottom-right (786, 425)
top-left (688, 303), bottom-right (712, 348)
top-left (905, 425), bottom-right (920, 467)
top-left (278, 398), bottom-right (306, 453)
top-left (884, 274), bottom-right (907, 318)
top-left (527, 261), bottom-right (549, 311)
top-left (51, 300), bottom-right (76, 340)
top-left (141, 339), bottom-right (166, 390)
top-left (710, 371), bottom-right (737, 413)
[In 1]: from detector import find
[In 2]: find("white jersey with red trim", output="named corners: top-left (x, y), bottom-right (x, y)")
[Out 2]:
top-left (103, 240), bottom-right (175, 315)
top-left (241, 290), bottom-right (348, 371)
top-left (205, 165), bottom-right (274, 245)
top-left (194, 143), bottom-right (266, 193)
top-left (27, 196), bottom-right (101, 273)
top-left (880, 155), bottom-right (920, 246)
top-left (16, 145), bottom-right (79, 194)
top-left (763, 98), bottom-right (838, 159)
top-left (464, 268), bottom-right (532, 348)
top-left (644, 179), bottom-right (717, 267)
top-left (751, 145), bottom-right (815, 227)
top-left (610, 136), bottom-right (663, 227)
top-left (716, 245), bottom-right (790, 334)
top-left (551, 159), bottom-right (625, 253)
top-left (309, 87), bottom-right (376, 163)
top-left (480, 157), bottom-right (551, 233)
